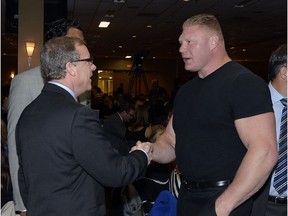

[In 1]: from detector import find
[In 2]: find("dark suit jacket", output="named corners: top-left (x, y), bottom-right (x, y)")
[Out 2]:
top-left (16, 83), bottom-right (148, 216)
top-left (103, 112), bottom-right (130, 155)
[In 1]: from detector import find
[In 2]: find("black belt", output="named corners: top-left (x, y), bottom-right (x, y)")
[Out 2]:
top-left (268, 196), bottom-right (287, 205)
top-left (182, 178), bottom-right (231, 190)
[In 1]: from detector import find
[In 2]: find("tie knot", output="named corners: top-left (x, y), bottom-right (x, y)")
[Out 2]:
top-left (281, 98), bottom-right (287, 108)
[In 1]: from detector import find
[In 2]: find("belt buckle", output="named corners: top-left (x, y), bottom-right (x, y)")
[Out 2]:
top-left (269, 196), bottom-right (287, 204)
top-left (275, 196), bottom-right (287, 204)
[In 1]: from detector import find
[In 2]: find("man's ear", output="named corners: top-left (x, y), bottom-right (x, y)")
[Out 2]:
top-left (209, 35), bottom-right (219, 50)
top-left (66, 62), bottom-right (77, 77)
top-left (279, 65), bottom-right (287, 80)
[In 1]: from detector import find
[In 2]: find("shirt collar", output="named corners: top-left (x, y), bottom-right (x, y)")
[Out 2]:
top-left (48, 81), bottom-right (78, 102)
top-left (268, 82), bottom-right (284, 104)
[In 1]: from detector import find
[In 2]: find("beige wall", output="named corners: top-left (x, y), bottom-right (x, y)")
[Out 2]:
top-left (18, 0), bottom-right (44, 73)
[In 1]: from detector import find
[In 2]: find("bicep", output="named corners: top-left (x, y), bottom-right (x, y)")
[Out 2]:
top-left (235, 112), bottom-right (277, 150)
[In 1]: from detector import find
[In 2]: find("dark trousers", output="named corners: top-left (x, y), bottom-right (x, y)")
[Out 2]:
top-left (177, 186), bottom-right (253, 216)
top-left (265, 201), bottom-right (287, 216)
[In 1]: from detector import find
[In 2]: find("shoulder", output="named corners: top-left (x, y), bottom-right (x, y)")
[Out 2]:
top-left (14, 66), bottom-right (42, 79)
top-left (11, 66), bottom-right (44, 88)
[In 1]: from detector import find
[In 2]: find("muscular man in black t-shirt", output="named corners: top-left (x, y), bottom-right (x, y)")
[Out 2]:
top-left (143, 14), bottom-right (278, 216)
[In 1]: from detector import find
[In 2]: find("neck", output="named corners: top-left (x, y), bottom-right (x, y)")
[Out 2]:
top-left (271, 76), bottom-right (287, 97)
top-left (198, 55), bottom-right (231, 78)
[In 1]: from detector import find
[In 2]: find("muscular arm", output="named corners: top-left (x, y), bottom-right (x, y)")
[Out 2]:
top-left (215, 112), bottom-right (278, 215)
top-left (150, 115), bottom-right (176, 163)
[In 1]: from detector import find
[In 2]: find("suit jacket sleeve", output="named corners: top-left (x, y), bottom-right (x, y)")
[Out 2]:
top-left (72, 107), bottom-right (148, 187)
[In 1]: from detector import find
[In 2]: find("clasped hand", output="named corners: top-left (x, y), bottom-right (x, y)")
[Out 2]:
top-left (131, 141), bottom-right (153, 164)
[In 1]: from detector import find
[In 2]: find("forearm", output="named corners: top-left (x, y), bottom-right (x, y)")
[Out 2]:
top-left (152, 134), bottom-right (176, 163)
top-left (215, 146), bottom-right (277, 215)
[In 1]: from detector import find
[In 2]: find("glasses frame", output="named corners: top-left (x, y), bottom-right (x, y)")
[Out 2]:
top-left (71, 57), bottom-right (93, 64)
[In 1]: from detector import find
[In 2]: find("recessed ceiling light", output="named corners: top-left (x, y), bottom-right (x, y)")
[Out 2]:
top-left (113, 0), bottom-right (125, 3)
top-left (99, 21), bottom-right (110, 28)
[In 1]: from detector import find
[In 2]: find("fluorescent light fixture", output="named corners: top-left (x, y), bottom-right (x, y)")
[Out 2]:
top-left (99, 21), bottom-right (110, 28)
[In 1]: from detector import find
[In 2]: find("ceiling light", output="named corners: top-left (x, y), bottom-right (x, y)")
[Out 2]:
top-left (113, 0), bottom-right (125, 3)
top-left (235, 0), bottom-right (258, 8)
top-left (105, 10), bottom-right (115, 18)
top-left (146, 25), bottom-right (152, 28)
top-left (99, 21), bottom-right (110, 28)
top-left (125, 56), bottom-right (132, 58)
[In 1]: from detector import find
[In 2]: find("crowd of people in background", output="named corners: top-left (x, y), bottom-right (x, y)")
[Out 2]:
top-left (0, 13), bottom-right (286, 216)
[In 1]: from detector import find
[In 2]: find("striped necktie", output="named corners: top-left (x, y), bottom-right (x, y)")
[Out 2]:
top-left (273, 98), bottom-right (287, 195)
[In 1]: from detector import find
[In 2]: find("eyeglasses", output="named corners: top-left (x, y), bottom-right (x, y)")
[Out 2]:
top-left (71, 57), bottom-right (93, 64)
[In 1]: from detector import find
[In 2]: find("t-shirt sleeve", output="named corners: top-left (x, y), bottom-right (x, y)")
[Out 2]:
top-left (230, 73), bottom-right (273, 120)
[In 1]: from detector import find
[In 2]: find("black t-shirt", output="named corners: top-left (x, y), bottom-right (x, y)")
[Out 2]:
top-left (173, 61), bottom-right (273, 182)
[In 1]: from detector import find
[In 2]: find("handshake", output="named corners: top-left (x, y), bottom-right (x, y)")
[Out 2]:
top-left (131, 141), bottom-right (153, 164)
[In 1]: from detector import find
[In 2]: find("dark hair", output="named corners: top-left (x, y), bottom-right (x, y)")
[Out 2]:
top-left (118, 101), bottom-right (135, 113)
top-left (268, 44), bottom-right (287, 81)
top-left (131, 105), bottom-right (150, 131)
top-left (45, 18), bottom-right (82, 42)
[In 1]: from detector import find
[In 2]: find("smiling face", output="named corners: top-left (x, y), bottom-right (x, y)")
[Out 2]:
top-left (178, 25), bottom-right (213, 74)
top-left (73, 44), bottom-right (96, 95)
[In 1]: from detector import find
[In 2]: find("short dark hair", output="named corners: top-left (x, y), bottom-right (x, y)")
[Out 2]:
top-left (45, 18), bottom-right (82, 42)
top-left (118, 101), bottom-right (135, 113)
top-left (268, 44), bottom-right (287, 81)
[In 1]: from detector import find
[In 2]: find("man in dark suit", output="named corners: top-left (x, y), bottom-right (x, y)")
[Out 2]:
top-left (16, 37), bottom-right (152, 216)
top-left (251, 44), bottom-right (287, 216)
top-left (103, 102), bottom-right (136, 215)
top-left (8, 19), bottom-right (84, 216)
top-left (103, 102), bottom-right (135, 155)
